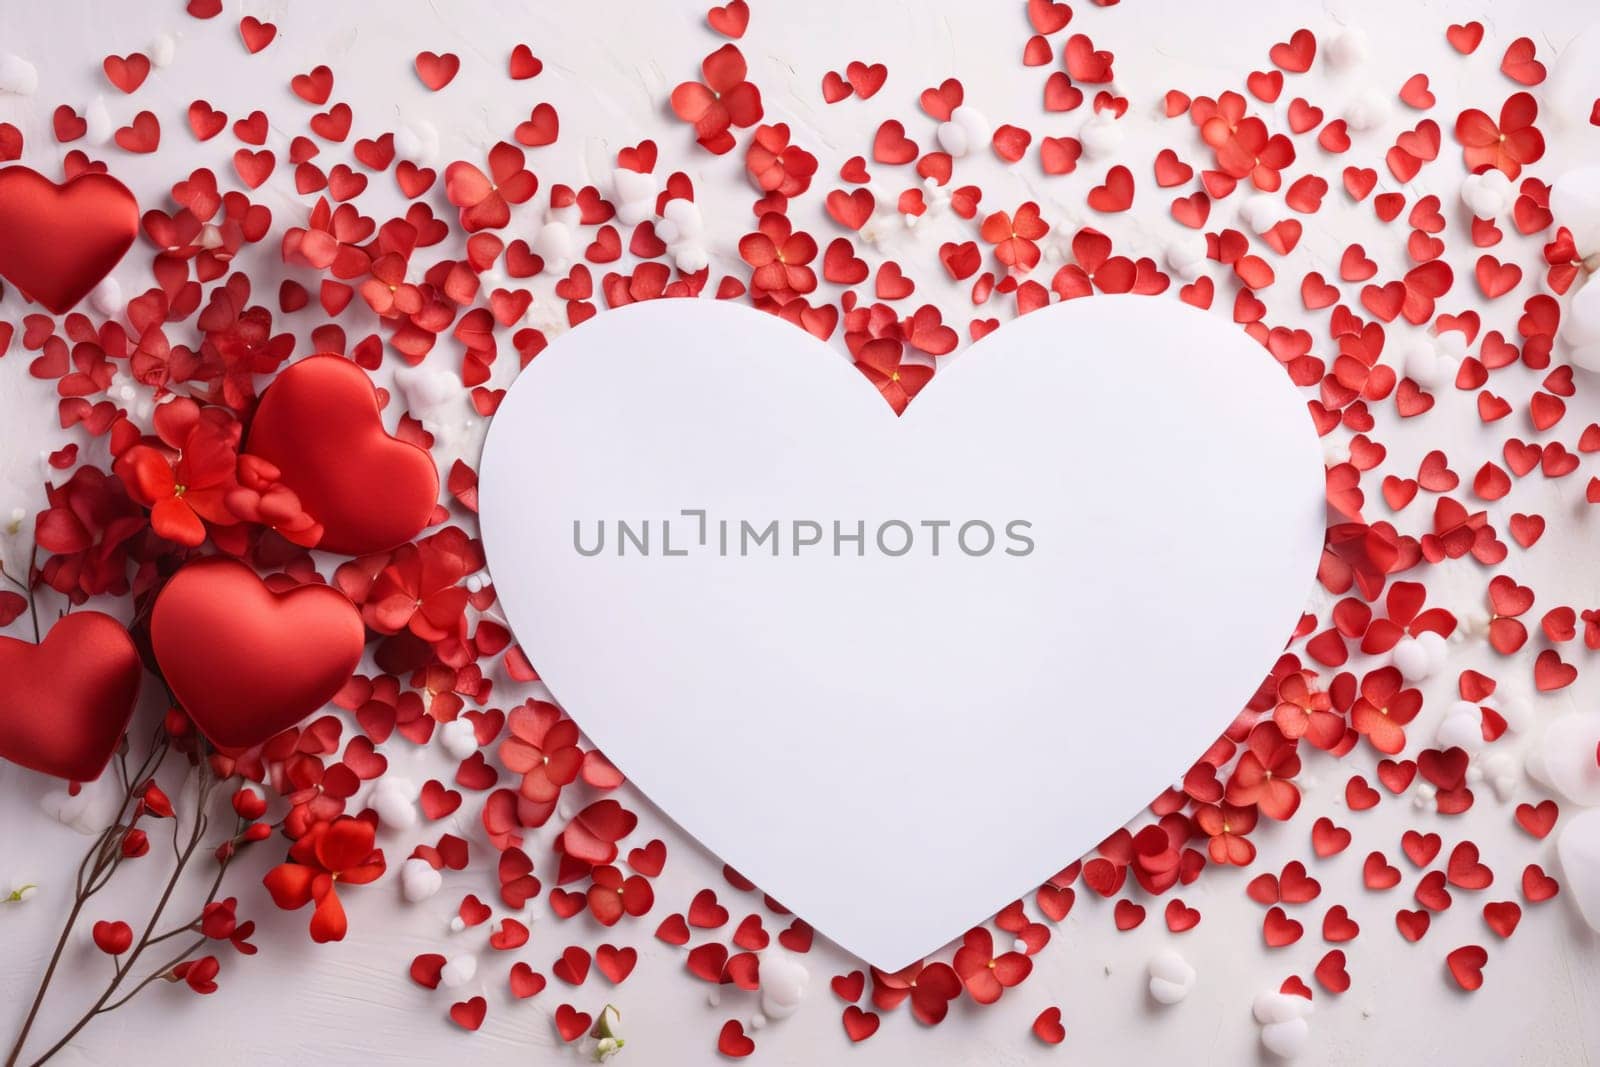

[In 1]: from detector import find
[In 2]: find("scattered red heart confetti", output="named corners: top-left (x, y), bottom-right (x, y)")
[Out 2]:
top-left (448, 996), bottom-right (486, 1031)
top-left (237, 16), bottom-right (276, 54)
top-left (415, 51), bottom-right (461, 91)
top-left (717, 1019), bottom-right (756, 1058)
top-left (1445, 945), bottom-right (1487, 991)
top-left (554, 1004), bottom-right (591, 1043)
top-left (841, 1005), bottom-right (880, 1042)
top-left (1032, 1005), bottom-right (1066, 1044)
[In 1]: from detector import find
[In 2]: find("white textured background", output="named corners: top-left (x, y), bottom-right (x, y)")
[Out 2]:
top-left (3, 0), bottom-right (1600, 1063)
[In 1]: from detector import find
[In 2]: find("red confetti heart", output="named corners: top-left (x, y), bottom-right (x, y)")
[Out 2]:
top-left (238, 16), bottom-right (276, 53)
top-left (841, 1005), bottom-right (879, 1042)
top-left (1483, 901), bottom-right (1521, 938)
top-left (1087, 165), bottom-right (1134, 212)
top-left (1447, 22), bottom-right (1484, 54)
top-left (1445, 945), bottom-right (1487, 991)
top-left (1032, 1005), bottom-right (1066, 1044)
top-left (449, 996), bottom-right (486, 1031)
top-left (509, 962), bottom-right (545, 999)
top-left (554, 1004), bottom-right (591, 1042)
top-left (1314, 949), bottom-right (1350, 994)
top-left (1269, 29), bottom-right (1316, 73)
top-left (415, 51), bottom-right (461, 91)
top-left (717, 1019), bottom-right (755, 1058)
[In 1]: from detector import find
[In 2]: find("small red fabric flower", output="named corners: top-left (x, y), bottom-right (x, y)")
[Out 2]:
top-left (361, 527), bottom-right (477, 642)
top-left (670, 44), bottom-right (763, 154)
top-left (1224, 722), bottom-right (1301, 820)
top-left (444, 142), bottom-right (538, 232)
top-left (978, 202), bottom-right (1049, 272)
top-left (498, 700), bottom-right (584, 803)
top-left (739, 212), bottom-right (818, 301)
top-left (170, 955), bottom-right (220, 994)
top-left (1194, 802), bottom-right (1259, 865)
top-left (1050, 227), bottom-right (1140, 298)
top-left (870, 960), bottom-right (963, 1024)
top-left (952, 927), bottom-right (1032, 1003)
top-left (1271, 670), bottom-right (1344, 750)
top-left (263, 815), bottom-right (386, 943)
top-left (586, 863), bottom-right (654, 925)
top-left (1455, 92), bottom-right (1544, 178)
top-left (1198, 92), bottom-right (1295, 190)
top-left (112, 398), bottom-right (240, 547)
top-left (34, 466), bottom-right (145, 603)
top-left (1350, 666), bottom-right (1422, 755)
top-left (745, 123), bottom-right (817, 198)
top-left (281, 197), bottom-right (374, 277)
top-left (200, 897), bottom-right (259, 954)
top-left (854, 344), bottom-right (932, 415)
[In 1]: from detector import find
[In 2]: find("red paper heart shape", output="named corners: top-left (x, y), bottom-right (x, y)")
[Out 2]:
top-left (0, 166), bottom-right (138, 314)
top-left (150, 558), bottom-right (364, 749)
top-left (0, 612), bottom-right (141, 781)
top-left (245, 355), bottom-right (439, 555)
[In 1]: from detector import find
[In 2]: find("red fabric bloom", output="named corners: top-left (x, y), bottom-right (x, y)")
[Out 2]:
top-left (170, 955), bottom-right (220, 994)
top-left (1271, 670), bottom-right (1344, 750)
top-left (262, 815), bottom-right (386, 943)
top-left (842, 301), bottom-right (938, 414)
top-left (281, 197), bottom-right (374, 277)
top-left (1194, 802), bottom-right (1259, 865)
top-left (1128, 818), bottom-right (1188, 894)
top-left (854, 344), bottom-right (932, 415)
top-left (1225, 722), bottom-right (1302, 820)
top-left (1455, 92), bottom-right (1544, 178)
top-left (745, 123), bottom-right (817, 198)
top-left (201, 896), bottom-right (259, 954)
top-left (193, 274), bottom-right (295, 413)
top-left (1350, 666), bottom-right (1422, 755)
top-left (358, 220), bottom-right (425, 318)
top-left (112, 398), bottom-right (241, 547)
top-left (978, 203), bottom-right (1049, 272)
top-left (670, 44), bottom-right (763, 154)
top-left (1050, 227), bottom-right (1140, 298)
top-left (870, 960), bottom-right (963, 1024)
top-left (586, 863), bottom-right (654, 925)
top-left (444, 142), bottom-right (538, 232)
top-left (739, 212), bottom-right (818, 301)
top-left (498, 700), bottom-right (583, 803)
top-left (362, 527), bottom-right (477, 642)
top-left (952, 926), bottom-right (1032, 1003)
top-left (34, 466), bottom-right (145, 604)
top-left (1199, 92), bottom-right (1295, 190)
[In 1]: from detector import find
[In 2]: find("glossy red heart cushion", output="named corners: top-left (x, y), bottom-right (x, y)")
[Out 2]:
top-left (150, 557), bottom-right (365, 750)
top-left (245, 355), bottom-right (439, 555)
top-left (0, 612), bottom-right (142, 781)
top-left (0, 166), bottom-right (139, 314)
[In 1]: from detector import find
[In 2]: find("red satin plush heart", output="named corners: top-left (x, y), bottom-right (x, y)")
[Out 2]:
top-left (0, 166), bottom-right (139, 314)
top-left (0, 612), bottom-right (141, 781)
top-left (150, 557), bottom-right (364, 749)
top-left (245, 355), bottom-right (439, 555)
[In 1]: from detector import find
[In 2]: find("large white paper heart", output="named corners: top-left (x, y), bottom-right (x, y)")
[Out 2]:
top-left (479, 296), bottom-right (1324, 969)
